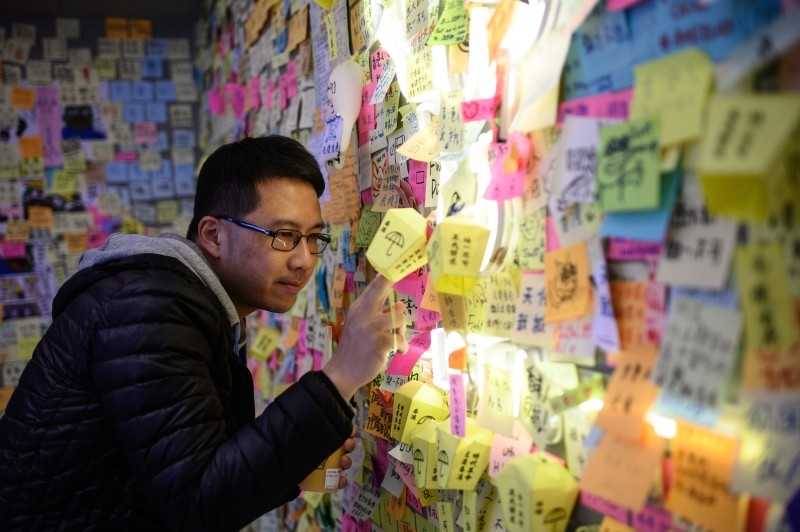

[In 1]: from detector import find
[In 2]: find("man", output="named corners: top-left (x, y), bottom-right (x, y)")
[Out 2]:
top-left (0, 136), bottom-right (408, 530)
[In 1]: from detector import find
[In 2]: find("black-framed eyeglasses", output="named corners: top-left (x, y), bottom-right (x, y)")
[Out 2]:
top-left (216, 216), bottom-right (331, 254)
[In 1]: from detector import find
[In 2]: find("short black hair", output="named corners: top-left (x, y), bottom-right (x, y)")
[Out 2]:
top-left (186, 136), bottom-right (325, 240)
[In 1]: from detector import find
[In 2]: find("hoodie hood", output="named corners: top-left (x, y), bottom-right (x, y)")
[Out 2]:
top-left (78, 233), bottom-right (240, 327)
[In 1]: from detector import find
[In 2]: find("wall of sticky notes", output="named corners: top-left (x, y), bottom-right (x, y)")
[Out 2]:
top-left (197, 0), bottom-right (800, 529)
top-left (0, 16), bottom-right (199, 399)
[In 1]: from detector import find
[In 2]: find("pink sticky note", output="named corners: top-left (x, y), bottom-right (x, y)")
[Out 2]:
top-left (394, 268), bottom-right (426, 295)
top-left (115, 151), bottom-right (137, 162)
top-left (460, 97), bottom-right (497, 122)
top-left (581, 491), bottom-right (630, 523)
top-left (606, 238), bottom-right (662, 261)
top-left (632, 504), bottom-right (672, 532)
top-left (449, 372), bottom-right (467, 437)
top-left (228, 85), bottom-right (247, 119)
top-left (208, 90), bottom-right (224, 115)
top-left (607, 0), bottom-right (644, 10)
top-left (87, 230), bottom-right (109, 249)
top-left (249, 76), bottom-right (261, 110)
top-left (407, 159), bottom-right (427, 205)
top-left (546, 216), bottom-right (561, 251)
top-left (406, 487), bottom-right (423, 514)
top-left (386, 332), bottom-right (429, 376)
top-left (557, 88), bottom-right (633, 127)
top-left (38, 86), bottom-right (63, 167)
top-left (1, 242), bottom-right (26, 259)
top-left (487, 425), bottom-right (534, 478)
top-left (285, 61), bottom-right (298, 99)
top-left (264, 81), bottom-right (274, 110)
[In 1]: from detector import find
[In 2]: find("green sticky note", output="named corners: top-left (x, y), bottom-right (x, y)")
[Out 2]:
top-left (596, 118), bottom-right (661, 212)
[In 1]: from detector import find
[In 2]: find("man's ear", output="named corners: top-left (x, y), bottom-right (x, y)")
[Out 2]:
top-left (195, 216), bottom-right (223, 259)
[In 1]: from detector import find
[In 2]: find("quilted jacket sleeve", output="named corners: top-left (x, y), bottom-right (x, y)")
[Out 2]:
top-left (89, 265), bottom-right (354, 531)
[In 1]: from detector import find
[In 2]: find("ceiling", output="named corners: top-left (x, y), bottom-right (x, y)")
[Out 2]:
top-left (0, 0), bottom-right (205, 20)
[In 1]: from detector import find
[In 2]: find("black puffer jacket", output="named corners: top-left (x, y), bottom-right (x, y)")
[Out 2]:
top-left (0, 253), bottom-right (354, 531)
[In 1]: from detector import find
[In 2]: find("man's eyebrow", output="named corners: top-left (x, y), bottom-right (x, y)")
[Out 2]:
top-left (268, 219), bottom-right (326, 231)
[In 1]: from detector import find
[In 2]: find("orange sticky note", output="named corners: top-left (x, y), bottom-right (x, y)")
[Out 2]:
top-left (666, 421), bottom-right (742, 532)
top-left (65, 232), bottom-right (88, 254)
top-left (544, 241), bottom-right (592, 323)
top-left (11, 86), bottom-right (36, 110)
top-left (741, 301), bottom-right (800, 391)
top-left (105, 17), bottom-right (129, 39)
top-left (26, 205), bottom-right (53, 229)
top-left (128, 19), bottom-right (153, 39)
top-left (609, 281), bottom-right (648, 351)
top-left (595, 346), bottom-right (660, 437)
top-left (580, 427), bottom-right (665, 512)
top-left (388, 487), bottom-right (407, 520)
top-left (18, 136), bottom-right (44, 159)
top-left (364, 387), bottom-right (393, 441)
top-left (331, 266), bottom-right (347, 308)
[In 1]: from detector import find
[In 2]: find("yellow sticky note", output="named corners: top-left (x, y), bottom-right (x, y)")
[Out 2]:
top-left (365, 387), bottom-right (394, 440)
top-left (426, 0), bottom-right (468, 46)
top-left (494, 452), bottom-right (579, 532)
top-left (436, 501), bottom-right (455, 532)
top-left (736, 243), bottom-right (797, 350)
top-left (313, 0), bottom-right (336, 9)
top-left (95, 57), bottom-right (117, 79)
top-left (50, 170), bottom-right (77, 198)
top-left (410, 418), bottom-right (440, 489)
top-left (426, 216), bottom-right (490, 296)
top-left (435, 417), bottom-right (493, 490)
top-left (325, 12), bottom-right (338, 62)
top-left (698, 94), bottom-right (800, 220)
top-left (391, 380), bottom-right (450, 444)
top-left (17, 337), bottom-right (39, 360)
top-left (250, 326), bottom-right (282, 361)
top-left (396, 118), bottom-right (440, 162)
top-left (438, 292), bottom-right (467, 332)
top-left (544, 241), bottom-right (592, 323)
top-left (156, 200), bottom-right (180, 225)
top-left (365, 207), bottom-right (429, 283)
top-left (11, 86), bottom-right (36, 110)
top-left (631, 47), bottom-right (714, 146)
top-left (667, 421), bottom-right (742, 532)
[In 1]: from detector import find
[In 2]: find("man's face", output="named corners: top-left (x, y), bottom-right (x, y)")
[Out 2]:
top-left (215, 178), bottom-right (324, 317)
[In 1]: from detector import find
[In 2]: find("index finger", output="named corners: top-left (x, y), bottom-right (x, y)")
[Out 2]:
top-left (359, 273), bottom-right (394, 311)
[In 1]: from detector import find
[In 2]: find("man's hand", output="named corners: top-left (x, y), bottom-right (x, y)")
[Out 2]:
top-left (322, 274), bottom-right (408, 400)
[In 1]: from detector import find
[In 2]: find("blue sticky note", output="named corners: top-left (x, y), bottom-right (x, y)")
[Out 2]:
top-left (671, 284), bottom-right (739, 311)
top-left (174, 163), bottom-right (195, 178)
top-left (123, 102), bottom-right (146, 123)
top-left (563, 7), bottom-right (635, 100)
top-left (132, 81), bottom-right (154, 101)
top-left (128, 162), bottom-right (150, 182)
top-left (105, 161), bottom-right (129, 183)
top-left (141, 57), bottom-right (164, 78)
top-left (147, 131), bottom-right (169, 152)
top-left (630, 0), bottom-right (781, 64)
top-left (342, 231), bottom-right (357, 272)
top-left (146, 102), bottom-right (168, 123)
top-left (599, 169), bottom-right (681, 242)
top-left (155, 80), bottom-right (177, 101)
top-left (151, 159), bottom-right (173, 180)
top-left (109, 80), bottom-right (133, 101)
top-left (147, 38), bottom-right (169, 58)
top-left (275, 30), bottom-right (288, 54)
top-left (654, 391), bottom-right (719, 428)
top-left (174, 175), bottom-right (196, 197)
top-left (172, 129), bottom-right (196, 148)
